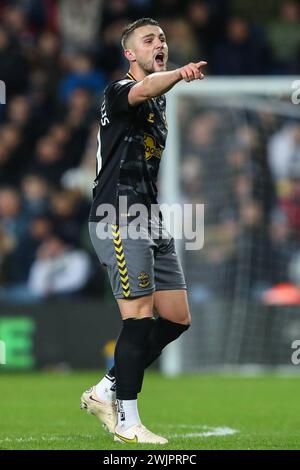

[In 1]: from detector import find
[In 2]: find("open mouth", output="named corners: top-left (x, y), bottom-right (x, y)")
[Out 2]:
top-left (155, 52), bottom-right (164, 65)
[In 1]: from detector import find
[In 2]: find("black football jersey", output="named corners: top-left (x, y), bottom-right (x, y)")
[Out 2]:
top-left (89, 72), bottom-right (168, 224)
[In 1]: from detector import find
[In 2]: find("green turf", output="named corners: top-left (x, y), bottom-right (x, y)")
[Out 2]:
top-left (0, 371), bottom-right (300, 450)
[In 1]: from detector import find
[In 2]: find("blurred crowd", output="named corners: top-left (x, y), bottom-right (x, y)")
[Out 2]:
top-left (181, 105), bottom-right (300, 303)
top-left (1, 0), bottom-right (300, 303)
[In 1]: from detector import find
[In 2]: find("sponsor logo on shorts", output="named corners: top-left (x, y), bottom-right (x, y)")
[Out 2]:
top-left (138, 272), bottom-right (150, 288)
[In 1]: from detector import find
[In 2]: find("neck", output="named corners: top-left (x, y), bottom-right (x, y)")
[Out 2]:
top-left (128, 66), bottom-right (149, 81)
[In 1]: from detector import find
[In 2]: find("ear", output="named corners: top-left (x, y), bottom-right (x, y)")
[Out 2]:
top-left (124, 49), bottom-right (136, 63)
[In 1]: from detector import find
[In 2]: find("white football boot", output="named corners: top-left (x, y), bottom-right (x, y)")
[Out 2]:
top-left (80, 386), bottom-right (117, 434)
top-left (114, 423), bottom-right (168, 444)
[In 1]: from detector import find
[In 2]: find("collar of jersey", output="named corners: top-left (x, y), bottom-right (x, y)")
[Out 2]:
top-left (126, 72), bottom-right (137, 81)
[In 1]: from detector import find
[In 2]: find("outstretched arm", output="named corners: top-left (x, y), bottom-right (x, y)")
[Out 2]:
top-left (128, 61), bottom-right (207, 106)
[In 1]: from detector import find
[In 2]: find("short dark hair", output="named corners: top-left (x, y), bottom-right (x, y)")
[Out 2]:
top-left (121, 18), bottom-right (159, 49)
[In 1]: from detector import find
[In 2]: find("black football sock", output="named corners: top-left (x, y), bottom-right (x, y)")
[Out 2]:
top-left (115, 317), bottom-right (154, 400)
top-left (144, 317), bottom-right (190, 368)
top-left (108, 317), bottom-right (190, 379)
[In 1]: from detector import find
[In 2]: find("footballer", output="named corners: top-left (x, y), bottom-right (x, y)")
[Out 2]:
top-left (81, 17), bottom-right (207, 444)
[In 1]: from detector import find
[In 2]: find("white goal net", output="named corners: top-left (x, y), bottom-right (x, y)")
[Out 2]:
top-left (160, 77), bottom-right (300, 375)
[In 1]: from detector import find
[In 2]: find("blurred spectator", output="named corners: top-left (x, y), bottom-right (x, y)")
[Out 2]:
top-left (33, 31), bottom-right (63, 103)
top-left (181, 155), bottom-right (203, 199)
top-left (58, 0), bottom-right (103, 53)
top-left (0, 187), bottom-right (27, 239)
top-left (269, 208), bottom-right (296, 284)
top-left (29, 135), bottom-right (66, 184)
top-left (0, 26), bottom-right (29, 96)
top-left (1, 4), bottom-right (34, 45)
top-left (0, 235), bottom-right (91, 303)
top-left (0, 124), bottom-right (21, 152)
top-left (185, 0), bottom-right (230, 59)
top-left (267, 0), bottom-right (300, 73)
top-left (21, 0), bottom-right (58, 34)
top-left (0, 124), bottom-right (22, 185)
top-left (0, 146), bottom-right (13, 186)
top-left (61, 147), bottom-right (96, 199)
top-left (280, 171), bottom-right (300, 242)
top-left (227, 147), bottom-right (249, 174)
top-left (236, 199), bottom-right (272, 296)
top-left (211, 16), bottom-right (270, 75)
top-left (66, 87), bottom-right (94, 121)
top-left (0, 0), bottom-right (58, 32)
top-left (47, 119), bottom-right (89, 170)
top-left (234, 125), bottom-right (275, 220)
top-left (21, 174), bottom-right (50, 217)
top-left (95, 20), bottom-right (128, 80)
top-left (48, 122), bottom-right (71, 147)
top-left (28, 236), bottom-right (91, 296)
top-left (62, 89), bottom-right (94, 167)
top-left (9, 214), bottom-right (53, 283)
top-left (60, 121), bottom-right (97, 198)
top-left (184, 112), bottom-right (230, 221)
top-left (165, 19), bottom-right (200, 65)
top-left (59, 54), bottom-right (106, 103)
top-left (49, 189), bottom-right (88, 245)
top-left (6, 95), bottom-right (31, 128)
top-left (5, 95), bottom-right (51, 180)
top-left (0, 226), bottom-right (15, 284)
top-left (185, 216), bottom-right (237, 301)
top-left (100, 0), bottom-right (133, 31)
top-left (6, 93), bottom-right (52, 152)
top-left (289, 250), bottom-right (300, 287)
top-left (268, 123), bottom-right (300, 182)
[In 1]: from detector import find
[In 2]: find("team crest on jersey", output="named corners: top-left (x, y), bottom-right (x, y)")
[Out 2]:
top-left (138, 272), bottom-right (150, 288)
top-left (143, 133), bottom-right (163, 160)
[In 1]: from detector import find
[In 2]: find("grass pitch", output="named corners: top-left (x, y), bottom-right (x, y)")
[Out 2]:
top-left (0, 371), bottom-right (300, 450)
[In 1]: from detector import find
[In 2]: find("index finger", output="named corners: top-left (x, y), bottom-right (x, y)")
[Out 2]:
top-left (196, 61), bottom-right (208, 68)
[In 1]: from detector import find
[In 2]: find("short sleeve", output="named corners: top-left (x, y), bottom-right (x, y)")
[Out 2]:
top-left (105, 79), bottom-right (136, 114)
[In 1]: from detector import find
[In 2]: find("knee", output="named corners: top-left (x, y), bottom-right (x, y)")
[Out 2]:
top-left (177, 313), bottom-right (192, 327)
top-left (160, 312), bottom-right (191, 327)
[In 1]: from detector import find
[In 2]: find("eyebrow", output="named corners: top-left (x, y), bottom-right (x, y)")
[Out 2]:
top-left (142, 33), bottom-right (166, 39)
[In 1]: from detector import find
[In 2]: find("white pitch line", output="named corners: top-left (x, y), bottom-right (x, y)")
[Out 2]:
top-left (168, 427), bottom-right (239, 439)
top-left (157, 424), bottom-right (239, 438)
top-left (163, 424), bottom-right (218, 429)
top-left (0, 426), bottom-right (239, 444)
top-left (0, 434), bottom-right (95, 444)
